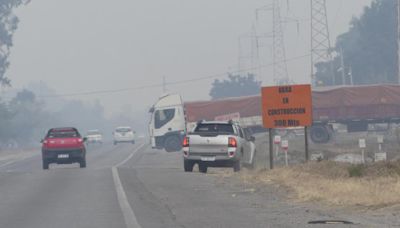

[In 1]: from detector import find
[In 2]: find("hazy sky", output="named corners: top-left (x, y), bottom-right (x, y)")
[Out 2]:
top-left (7, 0), bottom-right (373, 116)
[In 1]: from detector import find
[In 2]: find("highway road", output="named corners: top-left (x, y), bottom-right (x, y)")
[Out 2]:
top-left (0, 141), bottom-right (396, 228)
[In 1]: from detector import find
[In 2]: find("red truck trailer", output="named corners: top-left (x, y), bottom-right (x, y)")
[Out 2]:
top-left (184, 85), bottom-right (400, 143)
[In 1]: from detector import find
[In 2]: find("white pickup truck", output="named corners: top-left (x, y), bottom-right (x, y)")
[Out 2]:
top-left (182, 121), bottom-right (256, 173)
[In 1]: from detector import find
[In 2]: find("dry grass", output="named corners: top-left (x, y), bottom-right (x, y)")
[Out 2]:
top-left (238, 161), bottom-right (400, 208)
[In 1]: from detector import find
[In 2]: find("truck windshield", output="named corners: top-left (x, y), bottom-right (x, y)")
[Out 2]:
top-left (154, 109), bottom-right (175, 129)
top-left (194, 124), bottom-right (234, 134)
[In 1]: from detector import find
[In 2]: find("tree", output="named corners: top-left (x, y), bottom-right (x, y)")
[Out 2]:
top-left (209, 74), bottom-right (261, 100)
top-left (315, 0), bottom-right (397, 86)
top-left (0, 99), bottom-right (12, 142)
top-left (0, 0), bottom-right (30, 86)
top-left (7, 89), bottom-right (46, 144)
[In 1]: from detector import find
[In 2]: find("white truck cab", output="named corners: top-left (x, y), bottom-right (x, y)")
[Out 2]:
top-left (149, 94), bottom-right (186, 152)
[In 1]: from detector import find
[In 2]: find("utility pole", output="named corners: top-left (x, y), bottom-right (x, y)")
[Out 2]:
top-left (237, 27), bottom-right (263, 80)
top-left (238, 37), bottom-right (243, 74)
top-left (272, 0), bottom-right (290, 85)
top-left (311, 0), bottom-right (333, 87)
top-left (398, 0), bottom-right (400, 84)
top-left (162, 76), bottom-right (166, 93)
top-left (340, 47), bottom-right (346, 85)
top-left (250, 24), bottom-right (262, 80)
top-left (349, 66), bottom-right (353, 86)
top-left (256, 0), bottom-right (296, 85)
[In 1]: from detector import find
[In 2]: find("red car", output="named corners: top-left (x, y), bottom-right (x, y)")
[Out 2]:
top-left (41, 127), bottom-right (87, 170)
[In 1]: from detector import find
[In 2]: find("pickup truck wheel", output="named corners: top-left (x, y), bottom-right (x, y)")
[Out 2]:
top-left (199, 163), bottom-right (208, 173)
top-left (42, 160), bottom-right (49, 170)
top-left (79, 158), bottom-right (87, 168)
top-left (233, 161), bottom-right (241, 172)
top-left (249, 150), bottom-right (257, 170)
top-left (183, 160), bottom-right (194, 172)
top-left (164, 136), bottom-right (181, 152)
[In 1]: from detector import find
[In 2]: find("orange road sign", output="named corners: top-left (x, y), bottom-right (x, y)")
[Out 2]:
top-left (261, 84), bottom-right (312, 128)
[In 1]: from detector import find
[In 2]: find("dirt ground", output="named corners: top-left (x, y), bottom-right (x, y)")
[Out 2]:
top-left (242, 127), bottom-right (400, 211)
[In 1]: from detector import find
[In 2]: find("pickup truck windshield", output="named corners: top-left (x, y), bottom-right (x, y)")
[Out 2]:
top-left (47, 130), bottom-right (80, 138)
top-left (194, 123), bottom-right (234, 134)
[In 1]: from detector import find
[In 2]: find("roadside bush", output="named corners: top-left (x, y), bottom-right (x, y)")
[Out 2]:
top-left (347, 165), bottom-right (365, 177)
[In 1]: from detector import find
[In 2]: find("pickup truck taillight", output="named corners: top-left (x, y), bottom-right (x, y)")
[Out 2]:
top-left (182, 136), bottom-right (189, 147)
top-left (228, 137), bottom-right (237, 148)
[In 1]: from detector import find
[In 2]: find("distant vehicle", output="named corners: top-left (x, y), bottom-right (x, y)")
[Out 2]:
top-left (85, 130), bottom-right (103, 144)
top-left (113, 127), bottom-right (135, 145)
top-left (41, 127), bottom-right (87, 170)
top-left (182, 120), bottom-right (256, 173)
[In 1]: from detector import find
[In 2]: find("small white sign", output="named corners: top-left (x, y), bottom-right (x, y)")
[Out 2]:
top-left (377, 135), bottom-right (384, 144)
top-left (374, 152), bottom-right (387, 162)
top-left (215, 112), bottom-right (241, 121)
top-left (281, 140), bottom-right (289, 150)
top-left (274, 135), bottom-right (282, 144)
top-left (359, 139), bottom-right (366, 149)
top-left (311, 153), bottom-right (324, 161)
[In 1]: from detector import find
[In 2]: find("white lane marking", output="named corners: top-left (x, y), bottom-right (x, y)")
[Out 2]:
top-left (112, 144), bottom-right (145, 228)
top-left (0, 160), bottom-right (19, 168)
top-left (115, 143), bottom-right (146, 167)
top-left (112, 167), bottom-right (142, 228)
top-left (0, 153), bottom-right (37, 169)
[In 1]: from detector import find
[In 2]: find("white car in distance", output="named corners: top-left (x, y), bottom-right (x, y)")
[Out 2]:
top-left (86, 130), bottom-right (103, 144)
top-left (113, 127), bottom-right (135, 145)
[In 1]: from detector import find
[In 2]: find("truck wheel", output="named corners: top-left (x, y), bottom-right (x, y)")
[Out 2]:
top-left (199, 163), bottom-right (208, 173)
top-left (132, 140), bottom-right (135, 144)
top-left (183, 159), bottom-right (194, 172)
top-left (79, 158), bottom-right (87, 168)
top-left (310, 125), bottom-right (331, 144)
top-left (42, 160), bottom-right (49, 170)
top-left (114, 141), bottom-right (117, 145)
top-left (164, 136), bottom-right (181, 152)
top-left (233, 161), bottom-right (241, 172)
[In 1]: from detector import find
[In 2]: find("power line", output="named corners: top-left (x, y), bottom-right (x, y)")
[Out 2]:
top-left (37, 54), bottom-right (310, 99)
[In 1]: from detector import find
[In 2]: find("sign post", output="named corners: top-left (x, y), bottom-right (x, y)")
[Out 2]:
top-left (377, 135), bottom-right (384, 152)
top-left (375, 136), bottom-right (386, 162)
top-left (274, 135), bottom-right (282, 157)
top-left (305, 127), bottom-right (309, 162)
top-left (359, 138), bottom-right (366, 164)
top-left (269, 129), bottom-right (274, 169)
top-left (261, 84), bottom-right (313, 169)
top-left (281, 140), bottom-right (289, 166)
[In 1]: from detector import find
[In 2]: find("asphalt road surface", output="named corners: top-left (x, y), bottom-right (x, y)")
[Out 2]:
top-left (0, 141), bottom-right (397, 228)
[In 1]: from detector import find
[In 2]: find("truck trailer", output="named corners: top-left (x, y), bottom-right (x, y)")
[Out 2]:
top-left (149, 85), bottom-right (400, 152)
